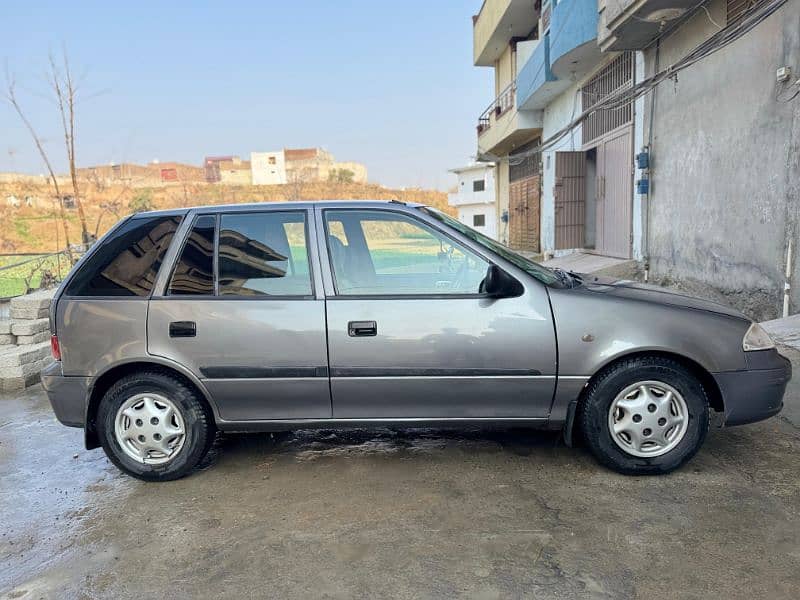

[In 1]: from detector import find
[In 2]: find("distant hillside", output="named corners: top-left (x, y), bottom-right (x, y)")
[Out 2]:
top-left (0, 180), bottom-right (453, 253)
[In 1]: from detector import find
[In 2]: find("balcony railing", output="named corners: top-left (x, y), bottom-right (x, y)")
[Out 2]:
top-left (477, 81), bottom-right (516, 136)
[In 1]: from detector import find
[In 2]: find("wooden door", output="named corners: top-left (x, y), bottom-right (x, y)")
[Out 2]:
top-left (508, 175), bottom-right (540, 253)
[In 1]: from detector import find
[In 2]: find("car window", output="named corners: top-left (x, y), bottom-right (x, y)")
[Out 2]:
top-left (324, 210), bottom-right (489, 296)
top-left (65, 215), bottom-right (182, 297)
top-left (421, 207), bottom-right (561, 286)
top-left (218, 212), bottom-right (311, 296)
top-left (168, 215), bottom-right (216, 295)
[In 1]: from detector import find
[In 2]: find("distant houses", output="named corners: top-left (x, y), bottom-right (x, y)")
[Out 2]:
top-left (448, 163), bottom-right (497, 240)
top-left (53, 147), bottom-right (369, 189)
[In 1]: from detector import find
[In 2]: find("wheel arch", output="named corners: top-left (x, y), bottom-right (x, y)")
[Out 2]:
top-left (85, 359), bottom-right (218, 450)
top-left (566, 349), bottom-right (724, 445)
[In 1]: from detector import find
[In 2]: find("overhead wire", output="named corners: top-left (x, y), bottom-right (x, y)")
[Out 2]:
top-left (480, 0), bottom-right (788, 166)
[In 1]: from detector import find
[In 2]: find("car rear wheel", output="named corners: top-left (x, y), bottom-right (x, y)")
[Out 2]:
top-left (97, 371), bottom-right (214, 481)
top-left (579, 356), bottom-right (709, 475)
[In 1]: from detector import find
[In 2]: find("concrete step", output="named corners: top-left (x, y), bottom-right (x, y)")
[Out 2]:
top-left (11, 317), bottom-right (49, 336)
top-left (0, 317), bottom-right (51, 346)
top-left (9, 289), bottom-right (55, 320)
top-left (0, 341), bottom-right (52, 368)
top-left (0, 341), bottom-right (53, 392)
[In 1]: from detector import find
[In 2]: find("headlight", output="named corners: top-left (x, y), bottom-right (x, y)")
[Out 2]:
top-left (742, 322), bottom-right (775, 351)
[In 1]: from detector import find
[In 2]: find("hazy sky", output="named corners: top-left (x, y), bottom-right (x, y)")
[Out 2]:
top-left (0, 1), bottom-right (491, 190)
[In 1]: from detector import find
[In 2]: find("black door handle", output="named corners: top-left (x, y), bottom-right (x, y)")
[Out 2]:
top-left (348, 320), bottom-right (377, 337)
top-left (169, 321), bottom-right (196, 338)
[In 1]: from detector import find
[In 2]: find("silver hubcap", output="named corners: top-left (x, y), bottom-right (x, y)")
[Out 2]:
top-left (114, 393), bottom-right (186, 465)
top-left (608, 381), bottom-right (689, 458)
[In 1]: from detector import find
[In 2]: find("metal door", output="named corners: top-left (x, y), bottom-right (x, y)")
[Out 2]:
top-left (147, 209), bottom-right (332, 422)
top-left (317, 206), bottom-right (557, 420)
top-left (554, 152), bottom-right (586, 250)
top-left (595, 127), bottom-right (633, 258)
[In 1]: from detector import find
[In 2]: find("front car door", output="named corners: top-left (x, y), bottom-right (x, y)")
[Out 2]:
top-left (147, 207), bottom-right (331, 422)
top-left (316, 205), bottom-right (557, 420)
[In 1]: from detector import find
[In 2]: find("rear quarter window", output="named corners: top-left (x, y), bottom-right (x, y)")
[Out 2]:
top-left (64, 215), bottom-right (183, 297)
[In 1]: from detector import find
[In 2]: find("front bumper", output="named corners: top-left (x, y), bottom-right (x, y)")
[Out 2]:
top-left (713, 350), bottom-right (792, 426)
top-left (41, 362), bottom-right (90, 428)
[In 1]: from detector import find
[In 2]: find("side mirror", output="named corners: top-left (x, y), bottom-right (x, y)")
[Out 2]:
top-left (481, 264), bottom-right (523, 298)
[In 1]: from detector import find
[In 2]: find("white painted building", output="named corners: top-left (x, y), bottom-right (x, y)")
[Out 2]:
top-left (250, 151), bottom-right (287, 185)
top-left (447, 163), bottom-right (497, 240)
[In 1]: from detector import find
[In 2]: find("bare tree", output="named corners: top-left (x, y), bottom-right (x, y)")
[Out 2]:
top-left (48, 50), bottom-right (89, 244)
top-left (285, 169), bottom-right (309, 201)
top-left (3, 66), bottom-right (74, 262)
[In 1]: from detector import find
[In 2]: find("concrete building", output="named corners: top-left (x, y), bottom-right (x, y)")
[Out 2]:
top-left (473, 0), bottom-right (543, 251)
top-left (284, 148), bottom-right (368, 184)
top-left (251, 151), bottom-right (287, 185)
top-left (77, 162), bottom-right (205, 187)
top-left (471, 0), bottom-right (797, 319)
top-left (600, 0), bottom-right (799, 320)
top-left (473, 0), bottom-right (639, 260)
top-left (216, 157), bottom-right (252, 185)
top-left (250, 148), bottom-right (368, 185)
top-left (448, 163), bottom-right (498, 239)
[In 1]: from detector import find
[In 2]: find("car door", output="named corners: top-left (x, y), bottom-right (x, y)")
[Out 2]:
top-left (316, 206), bottom-right (557, 419)
top-left (147, 208), bottom-right (331, 421)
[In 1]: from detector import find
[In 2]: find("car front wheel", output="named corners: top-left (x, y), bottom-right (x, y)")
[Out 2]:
top-left (579, 356), bottom-right (710, 475)
top-left (97, 371), bottom-right (214, 481)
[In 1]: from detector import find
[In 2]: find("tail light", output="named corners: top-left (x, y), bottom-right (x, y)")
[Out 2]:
top-left (50, 335), bottom-right (61, 361)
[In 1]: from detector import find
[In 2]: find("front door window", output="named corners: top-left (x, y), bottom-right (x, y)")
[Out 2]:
top-left (324, 210), bottom-right (489, 296)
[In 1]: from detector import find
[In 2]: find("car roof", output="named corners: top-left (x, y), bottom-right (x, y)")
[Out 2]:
top-left (130, 199), bottom-right (424, 219)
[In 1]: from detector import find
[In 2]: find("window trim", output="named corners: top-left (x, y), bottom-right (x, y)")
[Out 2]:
top-left (160, 209), bottom-right (316, 301)
top-left (321, 207), bottom-right (495, 300)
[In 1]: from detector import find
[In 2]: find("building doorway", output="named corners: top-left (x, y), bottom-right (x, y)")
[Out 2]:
top-left (551, 54), bottom-right (634, 258)
top-left (508, 139), bottom-right (541, 253)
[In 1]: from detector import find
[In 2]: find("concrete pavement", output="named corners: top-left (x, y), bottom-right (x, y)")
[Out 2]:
top-left (1, 349), bottom-right (799, 599)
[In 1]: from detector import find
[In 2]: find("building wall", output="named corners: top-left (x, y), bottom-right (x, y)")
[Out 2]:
top-left (644, 0), bottom-right (800, 320)
top-left (458, 203), bottom-right (498, 239)
top-left (217, 159), bottom-right (252, 185)
top-left (330, 161), bottom-right (368, 183)
top-left (495, 160), bottom-right (510, 244)
top-left (251, 151), bottom-right (287, 185)
top-left (448, 164), bottom-right (497, 240)
top-left (540, 80), bottom-right (584, 256)
top-left (495, 45), bottom-right (515, 94)
top-left (451, 166), bottom-right (496, 205)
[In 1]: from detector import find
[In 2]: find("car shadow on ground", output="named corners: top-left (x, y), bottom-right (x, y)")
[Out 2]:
top-left (200, 427), bottom-right (572, 470)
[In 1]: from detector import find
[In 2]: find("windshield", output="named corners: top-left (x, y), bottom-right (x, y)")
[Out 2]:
top-left (420, 207), bottom-right (561, 286)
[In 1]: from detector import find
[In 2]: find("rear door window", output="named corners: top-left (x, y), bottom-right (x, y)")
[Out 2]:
top-left (218, 212), bottom-right (311, 296)
top-left (65, 215), bottom-right (182, 297)
top-left (165, 211), bottom-right (313, 297)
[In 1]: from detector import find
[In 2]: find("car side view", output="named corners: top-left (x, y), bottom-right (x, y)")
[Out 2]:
top-left (42, 201), bottom-right (791, 481)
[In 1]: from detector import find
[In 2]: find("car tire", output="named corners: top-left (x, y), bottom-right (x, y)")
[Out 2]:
top-left (579, 356), bottom-right (709, 475)
top-left (97, 370), bottom-right (215, 481)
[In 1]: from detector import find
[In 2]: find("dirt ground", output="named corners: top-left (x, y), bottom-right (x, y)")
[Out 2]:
top-left (2, 349), bottom-right (799, 599)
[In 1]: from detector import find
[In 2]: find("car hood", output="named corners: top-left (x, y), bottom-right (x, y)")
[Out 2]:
top-left (579, 275), bottom-right (749, 320)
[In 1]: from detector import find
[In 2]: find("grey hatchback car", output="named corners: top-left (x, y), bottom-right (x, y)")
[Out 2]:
top-left (43, 200), bottom-right (791, 480)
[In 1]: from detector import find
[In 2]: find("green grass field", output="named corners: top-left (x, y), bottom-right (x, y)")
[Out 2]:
top-left (0, 255), bottom-right (67, 298)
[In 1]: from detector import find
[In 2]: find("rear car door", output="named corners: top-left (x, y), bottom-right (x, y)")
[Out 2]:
top-left (147, 208), bottom-right (330, 421)
top-left (317, 206), bottom-right (557, 419)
